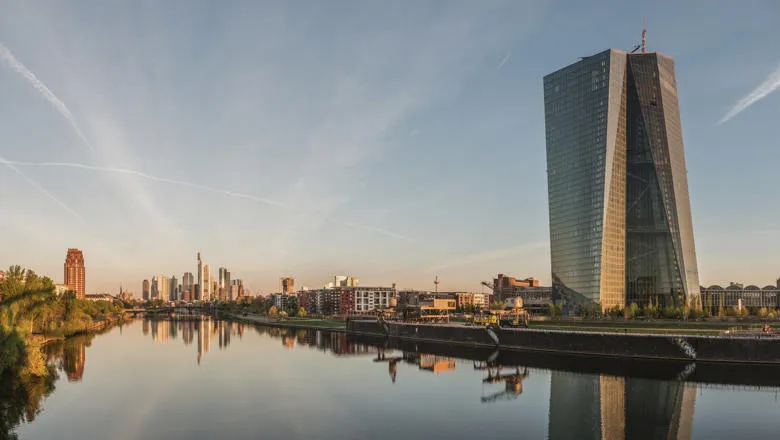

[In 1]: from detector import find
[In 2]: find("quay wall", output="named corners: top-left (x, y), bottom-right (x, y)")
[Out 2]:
top-left (346, 320), bottom-right (780, 364)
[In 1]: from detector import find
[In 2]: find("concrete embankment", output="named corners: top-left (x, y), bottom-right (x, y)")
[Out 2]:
top-left (225, 313), bottom-right (346, 332)
top-left (347, 320), bottom-right (780, 365)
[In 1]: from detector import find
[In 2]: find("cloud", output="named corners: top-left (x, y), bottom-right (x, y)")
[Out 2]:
top-left (425, 242), bottom-right (548, 273)
top-left (1, 158), bottom-right (418, 241)
top-left (0, 155), bottom-right (82, 220)
top-left (340, 220), bottom-right (416, 243)
top-left (717, 62), bottom-right (780, 125)
top-left (1, 159), bottom-right (287, 208)
top-left (0, 42), bottom-right (93, 151)
top-left (497, 52), bottom-right (511, 70)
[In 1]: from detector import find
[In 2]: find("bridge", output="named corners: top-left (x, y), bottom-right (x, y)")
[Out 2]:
top-left (124, 304), bottom-right (214, 316)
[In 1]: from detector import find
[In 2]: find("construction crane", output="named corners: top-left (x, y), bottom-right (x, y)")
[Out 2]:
top-left (480, 367), bottom-right (530, 403)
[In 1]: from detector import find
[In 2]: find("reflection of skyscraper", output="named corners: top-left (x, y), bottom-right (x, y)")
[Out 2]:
top-left (548, 372), bottom-right (696, 440)
top-left (62, 338), bottom-right (86, 382)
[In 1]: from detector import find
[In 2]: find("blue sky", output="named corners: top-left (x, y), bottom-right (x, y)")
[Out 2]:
top-left (1, 1), bottom-right (779, 295)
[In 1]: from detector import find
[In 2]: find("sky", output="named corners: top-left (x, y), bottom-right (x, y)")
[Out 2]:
top-left (1, 0), bottom-right (779, 295)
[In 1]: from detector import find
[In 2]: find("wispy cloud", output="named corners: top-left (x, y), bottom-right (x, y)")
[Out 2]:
top-left (0, 42), bottom-right (93, 151)
top-left (0, 159), bottom-right (288, 209)
top-left (717, 62), bottom-right (780, 125)
top-left (497, 51), bottom-right (511, 71)
top-left (340, 220), bottom-right (416, 242)
top-left (1, 158), bottom-right (419, 241)
top-left (425, 242), bottom-right (548, 273)
top-left (0, 155), bottom-right (82, 220)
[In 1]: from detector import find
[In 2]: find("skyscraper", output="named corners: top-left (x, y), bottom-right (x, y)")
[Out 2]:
top-left (170, 275), bottom-right (178, 301)
top-left (218, 267), bottom-right (230, 301)
top-left (204, 264), bottom-right (212, 301)
top-left (281, 277), bottom-right (294, 294)
top-left (152, 275), bottom-right (170, 302)
top-left (543, 44), bottom-right (699, 311)
top-left (142, 279), bottom-right (150, 301)
top-left (64, 248), bottom-right (86, 299)
top-left (197, 253), bottom-right (204, 301)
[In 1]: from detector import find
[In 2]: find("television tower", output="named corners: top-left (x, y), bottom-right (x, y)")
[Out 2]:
top-left (434, 275), bottom-right (440, 293)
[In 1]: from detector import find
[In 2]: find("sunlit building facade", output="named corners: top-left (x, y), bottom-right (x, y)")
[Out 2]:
top-left (544, 48), bottom-right (700, 310)
top-left (64, 248), bottom-right (86, 299)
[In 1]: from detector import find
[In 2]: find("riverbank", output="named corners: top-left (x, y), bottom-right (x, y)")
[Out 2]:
top-left (347, 320), bottom-right (780, 365)
top-left (225, 312), bottom-right (346, 332)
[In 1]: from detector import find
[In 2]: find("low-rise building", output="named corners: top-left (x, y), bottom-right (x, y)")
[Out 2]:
top-left (85, 293), bottom-right (114, 302)
top-left (54, 283), bottom-right (71, 296)
top-left (700, 281), bottom-right (780, 313)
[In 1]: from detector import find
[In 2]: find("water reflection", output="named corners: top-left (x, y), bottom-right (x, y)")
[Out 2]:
top-left (6, 319), bottom-right (778, 439)
top-left (548, 371), bottom-right (696, 440)
top-left (143, 316), bottom-right (243, 365)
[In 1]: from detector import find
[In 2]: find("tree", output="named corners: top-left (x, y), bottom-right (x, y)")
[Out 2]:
top-left (489, 301), bottom-right (506, 311)
top-left (268, 306), bottom-right (278, 317)
top-left (297, 307), bottom-right (307, 318)
top-left (627, 303), bottom-right (640, 319)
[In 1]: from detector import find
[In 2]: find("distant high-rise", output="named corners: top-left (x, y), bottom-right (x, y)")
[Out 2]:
top-left (170, 275), bottom-right (178, 302)
top-left (152, 275), bottom-right (170, 302)
top-left (281, 277), bottom-right (295, 294)
top-left (64, 248), bottom-right (86, 299)
top-left (544, 45), bottom-right (700, 311)
top-left (142, 279), bottom-right (150, 301)
top-left (197, 253), bottom-right (205, 301)
top-left (204, 264), bottom-right (212, 301)
top-left (218, 267), bottom-right (230, 301)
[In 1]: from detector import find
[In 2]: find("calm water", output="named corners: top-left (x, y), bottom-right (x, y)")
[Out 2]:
top-left (6, 317), bottom-right (780, 440)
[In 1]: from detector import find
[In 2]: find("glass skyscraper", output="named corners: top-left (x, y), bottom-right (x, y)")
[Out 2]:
top-left (543, 49), bottom-right (699, 310)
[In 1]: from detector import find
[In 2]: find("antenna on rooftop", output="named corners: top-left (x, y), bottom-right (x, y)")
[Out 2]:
top-left (641, 20), bottom-right (647, 53)
top-left (434, 275), bottom-right (440, 294)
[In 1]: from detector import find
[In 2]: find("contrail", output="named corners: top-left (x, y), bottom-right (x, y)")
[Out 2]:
top-left (0, 159), bottom-right (287, 209)
top-left (497, 52), bottom-right (511, 71)
top-left (341, 221), bottom-right (416, 243)
top-left (1, 159), bottom-right (417, 241)
top-left (0, 156), bottom-right (82, 220)
top-left (0, 43), bottom-right (93, 151)
top-left (718, 62), bottom-right (780, 125)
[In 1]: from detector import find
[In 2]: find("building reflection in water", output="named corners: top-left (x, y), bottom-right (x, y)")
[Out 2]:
top-left (143, 316), bottom-right (244, 366)
top-left (46, 334), bottom-right (91, 382)
top-left (548, 371), bottom-right (696, 440)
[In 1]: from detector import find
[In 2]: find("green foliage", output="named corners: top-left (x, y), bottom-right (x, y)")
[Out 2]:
top-left (546, 303), bottom-right (563, 317)
top-left (489, 301), bottom-right (506, 311)
top-left (268, 306), bottom-right (279, 317)
top-left (297, 307), bottom-right (307, 318)
top-left (627, 303), bottom-right (640, 319)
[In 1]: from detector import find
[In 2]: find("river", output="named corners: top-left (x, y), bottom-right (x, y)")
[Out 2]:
top-left (5, 316), bottom-right (780, 439)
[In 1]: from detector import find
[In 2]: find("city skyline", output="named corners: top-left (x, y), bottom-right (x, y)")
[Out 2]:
top-left (2, 2), bottom-right (780, 294)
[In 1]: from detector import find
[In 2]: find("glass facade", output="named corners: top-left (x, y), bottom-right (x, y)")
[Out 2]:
top-left (544, 49), bottom-right (699, 310)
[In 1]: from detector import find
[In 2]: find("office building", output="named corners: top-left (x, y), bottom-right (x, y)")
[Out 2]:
top-left (64, 248), bottom-right (86, 299)
top-left (544, 44), bottom-right (699, 310)
top-left (152, 275), bottom-right (170, 302)
top-left (219, 267), bottom-right (230, 301)
top-left (183, 272), bottom-right (194, 291)
top-left (170, 275), bottom-right (178, 301)
top-left (142, 279), bottom-right (150, 301)
top-left (203, 264), bottom-right (212, 301)
top-left (281, 277), bottom-right (295, 294)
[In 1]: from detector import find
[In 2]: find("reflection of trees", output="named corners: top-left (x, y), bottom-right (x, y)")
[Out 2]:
top-left (0, 368), bottom-right (57, 440)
